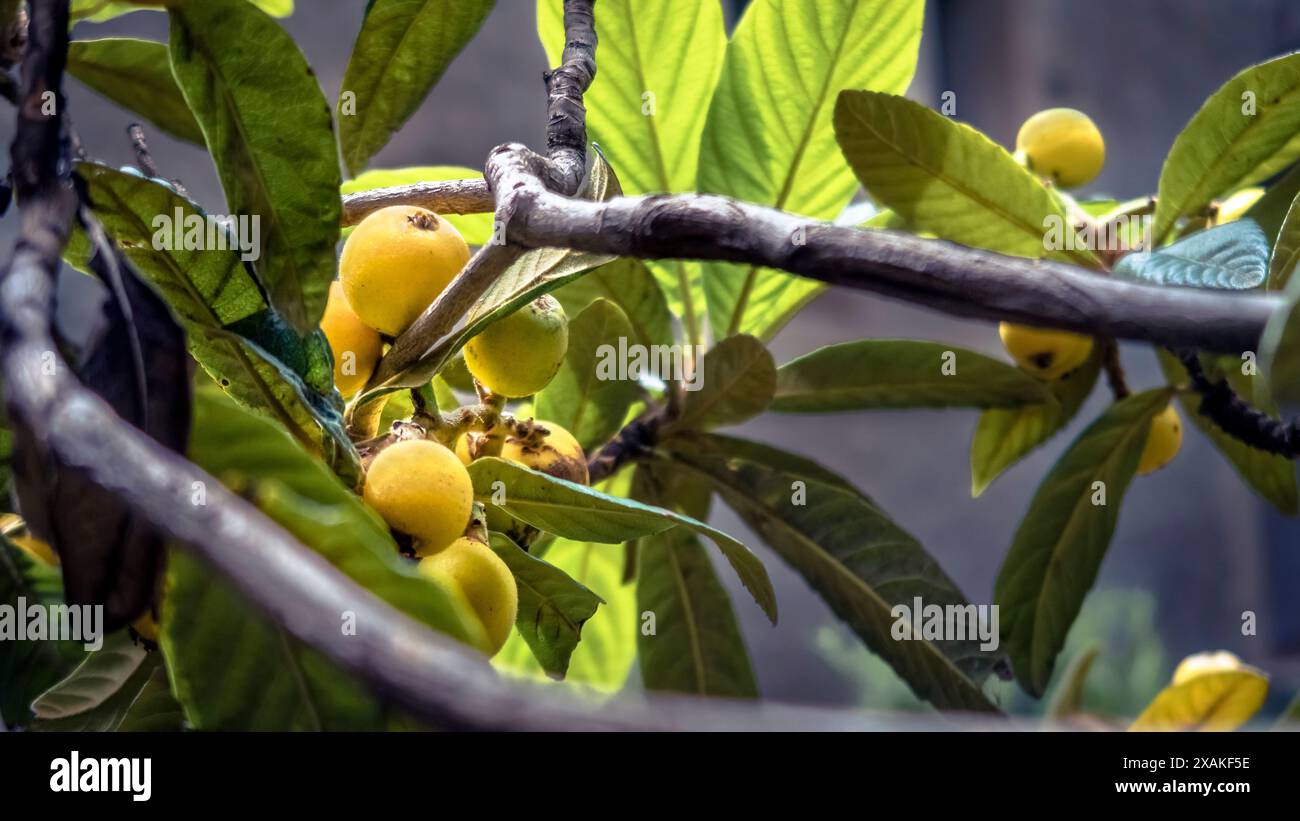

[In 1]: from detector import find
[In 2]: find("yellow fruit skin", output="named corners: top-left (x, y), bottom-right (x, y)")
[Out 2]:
top-left (1015, 108), bottom-right (1105, 188)
top-left (1138, 404), bottom-right (1182, 476)
top-left (418, 537), bottom-right (517, 656)
top-left (363, 439), bottom-right (474, 553)
top-left (131, 612), bottom-right (160, 643)
top-left (320, 281), bottom-right (382, 398)
top-left (464, 296), bottom-right (568, 397)
top-left (340, 206), bottom-right (470, 336)
top-left (501, 420), bottom-right (589, 485)
top-left (10, 534), bottom-right (58, 566)
top-left (1214, 187), bottom-right (1265, 225)
top-left (1172, 650), bottom-right (1242, 685)
top-left (999, 322), bottom-right (1094, 380)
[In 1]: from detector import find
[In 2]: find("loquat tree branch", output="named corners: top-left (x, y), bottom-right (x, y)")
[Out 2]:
top-left (1174, 349), bottom-right (1300, 457)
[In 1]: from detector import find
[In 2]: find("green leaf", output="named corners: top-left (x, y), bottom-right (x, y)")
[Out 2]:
top-left (971, 350), bottom-right (1101, 496)
top-left (465, 457), bottom-right (777, 623)
top-left (1113, 219), bottom-right (1269, 289)
top-left (834, 90), bottom-right (1100, 270)
top-left (486, 533), bottom-right (603, 679)
top-left (1158, 350), bottom-right (1296, 515)
top-left (671, 334), bottom-right (775, 431)
top-left (636, 528), bottom-right (758, 697)
top-left (0, 538), bottom-right (84, 726)
top-left (67, 38), bottom-right (203, 144)
top-left (1269, 193), bottom-right (1300, 289)
top-left (1152, 53), bottom-right (1300, 246)
top-left (169, 0), bottom-right (341, 333)
top-left (342, 167), bottom-right (494, 245)
top-left (357, 149), bottom-right (621, 402)
top-left (994, 388), bottom-right (1173, 697)
top-left (494, 537), bottom-right (637, 692)
top-left (30, 633), bottom-right (161, 732)
top-left (539, 0), bottom-right (724, 344)
top-left (699, 0), bottom-right (926, 341)
top-left (339, 0), bottom-right (494, 176)
top-left (116, 666), bottom-right (184, 732)
top-left (552, 257), bottom-right (675, 349)
top-left (1045, 644), bottom-right (1100, 719)
top-left (1262, 274), bottom-right (1300, 416)
top-left (71, 163), bottom-right (359, 479)
top-left (1245, 161), bottom-right (1300, 242)
top-left (534, 299), bottom-right (641, 451)
top-left (72, 0), bottom-right (293, 23)
top-left (773, 339), bottom-right (1051, 412)
top-left (667, 434), bottom-right (1003, 712)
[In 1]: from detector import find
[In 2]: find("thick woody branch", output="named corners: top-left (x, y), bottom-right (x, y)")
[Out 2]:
top-left (542, 0), bottom-right (596, 194)
top-left (342, 178), bottom-right (492, 226)
top-left (483, 145), bottom-right (1279, 354)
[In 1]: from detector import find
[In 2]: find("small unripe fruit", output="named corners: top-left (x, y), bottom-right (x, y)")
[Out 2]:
top-left (501, 420), bottom-right (589, 485)
top-left (340, 205), bottom-right (470, 336)
top-left (363, 439), bottom-right (474, 553)
top-left (464, 296), bottom-right (568, 397)
top-left (1138, 404), bottom-right (1182, 476)
top-left (320, 281), bottom-right (382, 398)
top-left (1214, 187), bottom-right (1265, 225)
top-left (1015, 108), bottom-right (1105, 188)
top-left (418, 536), bottom-right (517, 656)
top-left (1172, 650), bottom-right (1241, 685)
top-left (999, 322), bottom-right (1093, 380)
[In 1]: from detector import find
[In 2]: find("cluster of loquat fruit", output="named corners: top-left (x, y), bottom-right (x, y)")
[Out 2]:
top-left (322, 204), bottom-right (589, 656)
top-left (1001, 108), bottom-right (1181, 476)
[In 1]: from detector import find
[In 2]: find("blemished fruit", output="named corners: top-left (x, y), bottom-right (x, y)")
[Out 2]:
top-left (339, 205), bottom-right (470, 336)
top-left (363, 439), bottom-right (474, 554)
top-left (1172, 650), bottom-right (1242, 685)
top-left (999, 322), bottom-right (1094, 380)
top-left (418, 536), bottom-right (517, 656)
top-left (1214, 187), bottom-right (1265, 225)
top-left (10, 534), bottom-right (57, 566)
top-left (1138, 404), bottom-right (1182, 476)
top-left (500, 420), bottom-right (589, 485)
top-left (1015, 108), bottom-right (1105, 188)
top-left (320, 281), bottom-right (382, 398)
top-left (464, 296), bottom-right (568, 397)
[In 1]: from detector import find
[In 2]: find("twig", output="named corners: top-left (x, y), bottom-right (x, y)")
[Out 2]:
top-left (1100, 338), bottom-right (1130, 399)
top-left (1174, 349), bottom-right (1300, 458)
top-left (342, 178), bottom-right (493, 226)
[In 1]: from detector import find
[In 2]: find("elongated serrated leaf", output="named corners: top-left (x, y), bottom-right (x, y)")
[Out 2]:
top-left (486, 533), bottom-right (603, 679)
top-left (31, 632), bottom-right (147, 722)
top-left (535, 299), bottom-right (641, 451)
top-left (1246, 161), bottom-right (1300, 242)
top-left (835, 90), bottom-right (1099, 270)
top-left (552, 257), bottom-right (674, 349)
top-left (1158, 350), bottom-right (1297, 515)
top-left (494, 537), bottom-right (637, 692)
top-left (1269, 193), bottom-right (1300, 289)
top-left (465, 457), bottom-right (776, 623)
top-left (995, 389), bottom-right (1173, 696)
top-left (342, 167), bottom-right (493, 245)
top-left (1130, 669), bottom-right (1268, 731)
top-left (70, 163), bottom-right (359, 479)
top-left (671, 334), bottom-right (775, 431)
top-left (539, 0), bottom-right (724, 344)
top-left (1113, 219), bottom-right (1269, 290)
top-left (357, 150), bottom-right (620, 404)
top-left (72, 0), bottom-right (292, 23)
top-left (67, 38), bottom-right (203, 144)
top-left (339, 0), bottom-right (494, 176)
top-left (773, 339), bottom-right (1051, 412)
top-left (971, 350), bottom-right (1101, 496)
top-left (1262, 274), bottom-right (1300, 416)
top-left (699, 0), bottom-right (925, 341)
top-left (116, 666), bottom-right (183, 732)
top-left (667, 434), bottom-right (1002, 711)
top-left (169, 0), bottom-right (341, 333)
top-left (636, 528), bottom-right (758, 697)
top-left (0, 538), bottom-right (84, 726)
top-left (1153, 54), bottom-right (1300, 245)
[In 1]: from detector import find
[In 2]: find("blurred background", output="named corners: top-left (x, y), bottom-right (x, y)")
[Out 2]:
top-left (10, 0), bottom-right (1300, 717)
